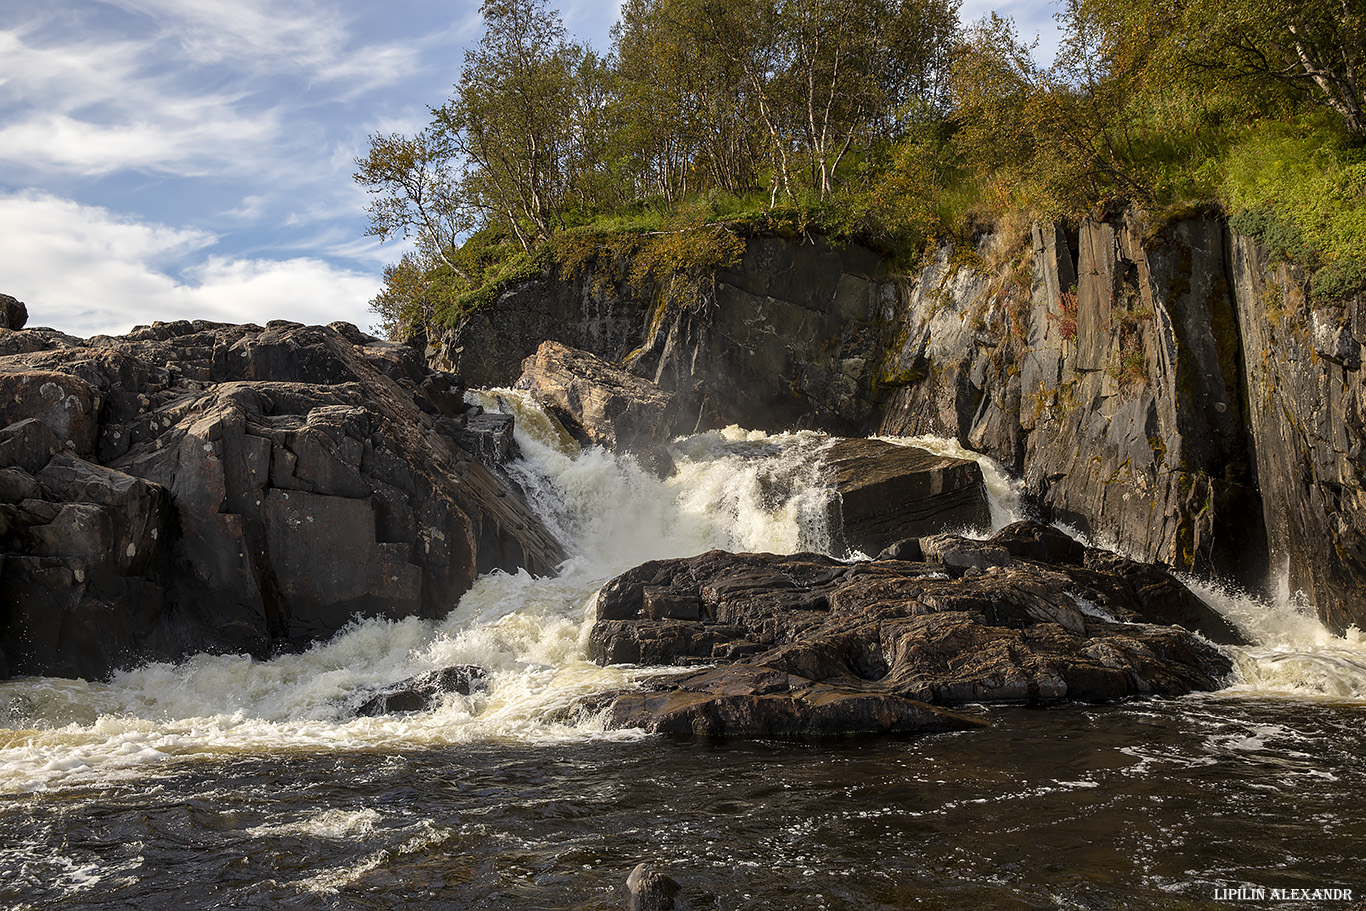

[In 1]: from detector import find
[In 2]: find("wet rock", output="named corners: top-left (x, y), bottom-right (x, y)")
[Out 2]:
top-left (589, 522), bottom-right (1238, 737)
top-left (627, 863), bottom-right (680, 911)
top-left (605, 665), bottom-right (986, 739)
top-left (1, 319), bottom-right (565, 679)
top-left (447, 410), bottom-right (516, 464)
top-left (354, 665), bottom-right (487, 716)
top-left (515, 340), bottom-right (678, 454)
top-left (822, 438), bottom-right (991, 555)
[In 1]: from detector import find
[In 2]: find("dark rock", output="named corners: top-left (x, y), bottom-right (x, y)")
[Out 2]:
top-left (446, 410), bottom-right (516, 464)
top-left (0, 294), bottom-right (27, 331)
top-left (605, 665), bottom-right (986, 739)
top-left (878, 217), bottom-right (1270, 597)
top-left (1, 320), bottom-right (565, 679)
top-left (876, 538), bottom-right (924, 562)
top-left (1233, 242), bottom-right (1366, 633)
top-left (589, 522), bottom-right (1238, 738)
top-left (822, 438), bottom-right (990, 555)
top-left (515, 341), bottom-right (678, 453)
top-left (354, 665), bottom-right (487, 716)
top-left (0, 453), bottom-right (175, 679)
top-left (0, 370), bottom-right (101, 457)
top-left (0, 418), bottom-right (65, 474)
top-left (626, 863), bottom-right (680, 911)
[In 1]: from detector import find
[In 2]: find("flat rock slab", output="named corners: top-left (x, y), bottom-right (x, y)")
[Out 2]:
top-left (589, 521), bottom-right (1239, 739)
top-left (822, 438), bottom-right (990, 555)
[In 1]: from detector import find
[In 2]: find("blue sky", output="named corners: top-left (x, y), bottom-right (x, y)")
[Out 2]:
top-left (0, 0), bottom-right (1060, 338)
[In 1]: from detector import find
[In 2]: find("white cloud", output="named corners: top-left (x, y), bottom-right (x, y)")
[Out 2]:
top-left (0, 0), bottom-right (424, 180)
top-left (0, 191), bottom-right (379, 337)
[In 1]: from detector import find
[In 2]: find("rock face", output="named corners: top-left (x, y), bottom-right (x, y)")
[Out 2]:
top-left (1229, 242), bottom-right (1366, 635)
top-left (877, 217), bottom-right (1269, 592)
top-left (1, 319), bottom-right (564, 679)
top-left (822, 438), bottom-right (990, 554)
top-left (589, 521), bottom-right (1238, 738)
top-left (433, 216), bottom-right (1366, 632)
top-left (435, 235), bottom-right (892, 435)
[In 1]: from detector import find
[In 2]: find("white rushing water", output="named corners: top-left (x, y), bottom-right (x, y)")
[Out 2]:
top-left (2, 395), bottom-right (1364, 795)
top-left (0, 393), bottom-right (843, 793)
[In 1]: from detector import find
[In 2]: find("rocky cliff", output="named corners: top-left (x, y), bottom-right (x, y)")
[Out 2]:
top-left (0, 318), bottom-right (564, 679)
top-left (434, 215), bottom-right (1365, 633)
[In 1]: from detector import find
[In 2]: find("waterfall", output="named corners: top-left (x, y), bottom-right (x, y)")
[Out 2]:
top-left (2, 394), bottom-right (1364, 796)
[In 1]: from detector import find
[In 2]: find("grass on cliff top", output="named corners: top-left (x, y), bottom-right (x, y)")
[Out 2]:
top-left (409, 110), bottom-right (1366, 337)
top-left (1220, 115), bottom-right (1366, 302)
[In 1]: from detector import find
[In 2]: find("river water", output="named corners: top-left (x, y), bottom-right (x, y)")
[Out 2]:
top-left (1, 392), bottom-right (1363, 910)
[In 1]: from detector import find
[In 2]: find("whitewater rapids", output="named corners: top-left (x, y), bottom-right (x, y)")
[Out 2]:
top-left (1, 390), bottom-right (1362, 795)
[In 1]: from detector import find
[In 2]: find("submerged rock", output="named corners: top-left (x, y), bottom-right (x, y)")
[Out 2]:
top-left (589, 521), bottom-right (1239, 738)
top-left (354, 665), bottom-right (487, 716)
top-left (0, 318), bottom-right (565, 679)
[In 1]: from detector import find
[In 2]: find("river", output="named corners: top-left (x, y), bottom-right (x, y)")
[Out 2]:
top-left (1, 391), bottom-right (1363, 909)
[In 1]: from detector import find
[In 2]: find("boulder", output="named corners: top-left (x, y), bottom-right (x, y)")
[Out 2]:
top-left (354, 665), bottom-right (487, 716)
top-left (626, 863), bottom-right (680, 911)
top-left (588, 522), bottom-right (1238, 738)
top-left (515, 341), bottom-right (678, 455)
top-left (822, 438), bottom-right (991, 555)
top-left (1, 319), bottom-right (566, 679)
top-left (0, 454), bottom-right (175, 679)
top-left (0, 294), bottom-right (26, 331)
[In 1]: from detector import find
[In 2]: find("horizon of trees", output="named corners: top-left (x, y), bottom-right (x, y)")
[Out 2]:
top-left (357, 0), bottom-right (1366, 339)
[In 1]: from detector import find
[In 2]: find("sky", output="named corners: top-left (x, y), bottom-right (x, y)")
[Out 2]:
top-left (0, 0), bottom-right (1061, 338)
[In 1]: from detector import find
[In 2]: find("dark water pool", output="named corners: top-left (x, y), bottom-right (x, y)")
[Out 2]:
top-left (3, 696), bottom-right (1363, 910)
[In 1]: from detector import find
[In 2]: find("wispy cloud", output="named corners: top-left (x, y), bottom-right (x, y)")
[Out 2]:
top-left (0, 191), bottom-right (379, 336)
top-left (0, 0), bottom-right (423, 180)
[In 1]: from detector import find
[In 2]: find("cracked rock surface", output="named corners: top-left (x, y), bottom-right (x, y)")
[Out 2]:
top-left (589, 521), bottom-right (1239, 738)
top-left (1, 318), bottom-right (564, 679)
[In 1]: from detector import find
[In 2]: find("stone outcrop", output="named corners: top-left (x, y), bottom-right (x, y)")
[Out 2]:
top-left (822, 438), bottom-right (990, 554)
top-left (589, 521), bottom-right (1238, 738)
top-left (0, 294), bottom-right (26, 331)
top-left (876, 217), bottom-right (1269, 593)
top-left (435, 216), bottom-right (1366, 631)
top-left (434, 235), bottom-right (893, 435)
top-left (1, 318), bottom-right (564, 679)
top-left (1229, 241), bottom-right (1366, 634)
top-left (515, 341), bottom-right (680, 453)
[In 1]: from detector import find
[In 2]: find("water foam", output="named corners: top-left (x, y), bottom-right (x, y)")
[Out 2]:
top-left (0, 394), bottom-right (842, 793)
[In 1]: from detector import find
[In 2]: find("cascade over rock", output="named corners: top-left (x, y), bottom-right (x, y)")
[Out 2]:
top-left (589, 522), bottom-right (1238, 738)
top-left (436, 215), bottom-right (1366, 633)
top-left (0, 317), bottom-right (564, 679)
top-left (512, 341), bottom-right (991, 552)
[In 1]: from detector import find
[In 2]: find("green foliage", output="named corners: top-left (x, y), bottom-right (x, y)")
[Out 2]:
top-left (1222, 119), bottom-right (1366, 300)
top-left (362, 0), bottom-right (1366, 341)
